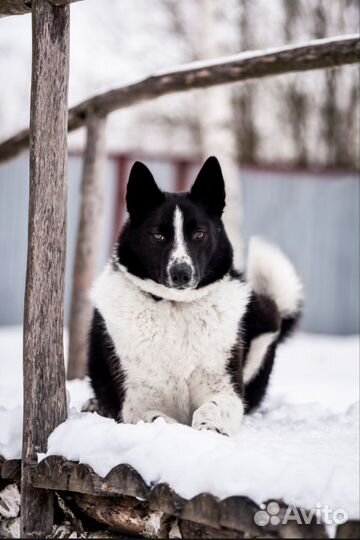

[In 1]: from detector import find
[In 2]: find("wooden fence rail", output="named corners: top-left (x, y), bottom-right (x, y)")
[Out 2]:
top-left (0, 34), bottom-right (358, 164)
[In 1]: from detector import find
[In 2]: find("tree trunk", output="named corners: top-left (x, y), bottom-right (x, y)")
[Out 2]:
top-left (67, 115), bottom-right (107, 381)
top-left (21, 0), bottom-right (69, 537)
top-left (196, 0), bottom-right (245, 270)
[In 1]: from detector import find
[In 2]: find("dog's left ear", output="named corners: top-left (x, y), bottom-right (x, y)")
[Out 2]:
top-left (189, 156), bottom-right (225, 217)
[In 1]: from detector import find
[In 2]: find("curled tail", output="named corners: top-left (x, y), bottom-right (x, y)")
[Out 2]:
top-left (246, 237), bottom-right (303, 342)
top-left (242, 238), bottom-right (303, 413)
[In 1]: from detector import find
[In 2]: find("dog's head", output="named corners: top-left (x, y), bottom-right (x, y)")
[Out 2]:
top-left (117, 156), bottom-right (233, 291)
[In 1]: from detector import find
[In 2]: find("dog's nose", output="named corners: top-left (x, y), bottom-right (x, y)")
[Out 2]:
top-left (169, 263), bottom-right (192, 288)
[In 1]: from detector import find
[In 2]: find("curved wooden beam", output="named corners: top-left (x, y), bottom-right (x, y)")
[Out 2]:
top-left (0, 34), bottom-right (359, 164)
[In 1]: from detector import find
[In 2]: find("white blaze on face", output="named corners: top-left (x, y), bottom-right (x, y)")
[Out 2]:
top-left (167, 206), bottom-right (194, 281)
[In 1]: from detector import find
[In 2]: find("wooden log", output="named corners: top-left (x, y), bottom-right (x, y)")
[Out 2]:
top-left (33, 456), bottom-right (73, 491)
top-left (74, 494), bottom-right (246, 539)
top-left (74, 494), bottom-right (165, 538)
top-left (67, 114), bottom-right (107, 380)
top-left (219, 496), bottom-right (261, 537)
top-left (101, 463), bottom-right (150, 499)
top-left (148, 483), bottom-right (186, 517)
top-left (181, 493), bottom-right (220, 529)
top-left (68, 463), bottom-right (102, 494)
top-left (21, 0), bottom-right (70, 537)
top-left (178, 519), bottom-right (244, 539)
top-left (0, 35), bottom-right (358, 163)
top-left (1, 460), bottom-right (21, 482)
top-left (0, 0), bottom-right (81, 17)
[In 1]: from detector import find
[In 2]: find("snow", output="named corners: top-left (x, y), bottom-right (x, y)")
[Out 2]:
top-left (41, 402), bottom-right (358, 518)
top-left (0, 406), bottom-right (22, 461)
top-left (0, 326), bottom-right (93, 460)
top-left (0, 327), bottom-right (359, 520)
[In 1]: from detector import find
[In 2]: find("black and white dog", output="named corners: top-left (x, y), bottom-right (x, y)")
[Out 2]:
top-left (88, 157), bottom-right (302, 436)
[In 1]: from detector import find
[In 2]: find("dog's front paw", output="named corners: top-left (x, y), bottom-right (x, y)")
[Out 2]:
top-left (192, 404), bottom-right (230, 436)
top-left (192, 397), bottom-right (243, 437)
top-left (194, 421), bottom-right (229, 436)
top-left (142, 410), bottom-right (178, 424)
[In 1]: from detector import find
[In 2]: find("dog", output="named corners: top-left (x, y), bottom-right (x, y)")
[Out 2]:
top-left (88, 156), bottom-right (302, 436)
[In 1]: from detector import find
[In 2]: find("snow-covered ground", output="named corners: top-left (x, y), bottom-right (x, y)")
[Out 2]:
top-left (0, 327), bottom-right (359, 520)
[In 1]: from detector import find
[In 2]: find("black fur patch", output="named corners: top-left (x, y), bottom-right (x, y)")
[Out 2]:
top-left (241, 292), bottom-right (301, 413)
top-left (244, 342), bottom-right (277, 413)
top-left (226, 341), bottom-right (244, 399)
top-left (88, 309), bottom-right (126, 421)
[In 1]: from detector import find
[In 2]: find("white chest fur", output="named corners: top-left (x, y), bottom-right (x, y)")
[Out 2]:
top-left (91, 266), bottom-right (249, 423)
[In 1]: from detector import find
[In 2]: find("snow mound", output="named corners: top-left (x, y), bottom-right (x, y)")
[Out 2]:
top-left (40, 398), bottom-right (359, 519)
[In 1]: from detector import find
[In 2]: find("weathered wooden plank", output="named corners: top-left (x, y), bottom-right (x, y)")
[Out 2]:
top-left (148, 483), bottom-right (186, 516)
top-left (68, 463), bottom-right (102, 494)
top-left (33, 456), bottom-right (72, 491)
top-left (67, 114), bottom-right (107, 380)
top-left (1, 459), bottom-right (21, 482)
top-left (219, 496), bottom-right (261, 536)
top-left (179, 519), bottom-right (244, 539)
top-left (0, 0), bottom-right (81, 17)
top-left (101, 463), bottom-right (150, 499)
top-left (21, 0), bottom-right (70, 537)
top-left (181, 493), bottom-right (221, 529)
top-left (0, 35), bottom-right (358, 163)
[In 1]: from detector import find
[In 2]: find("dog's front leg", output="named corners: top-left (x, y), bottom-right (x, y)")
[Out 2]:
top-left (191, 391), bottom-right (244, 436)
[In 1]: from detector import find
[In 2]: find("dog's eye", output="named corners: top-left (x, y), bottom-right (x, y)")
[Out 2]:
top-left (193, 231), bottom-right (205, 241)
top-left (152, 233), bottom-right (166, 242)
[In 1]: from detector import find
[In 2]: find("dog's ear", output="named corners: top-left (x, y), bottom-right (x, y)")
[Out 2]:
top-left (189, 156), bottom-right (225, 217)
top-left (126, 161), bottom-right (164, 221)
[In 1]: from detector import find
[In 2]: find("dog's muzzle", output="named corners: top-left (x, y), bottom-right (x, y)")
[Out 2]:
top-left (168, 262), bottom-right (193, 289)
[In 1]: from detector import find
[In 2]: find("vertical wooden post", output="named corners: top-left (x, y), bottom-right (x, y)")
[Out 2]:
top-left (21, 0), bottom-right (70, 537)
top-left (67, 114), bottom-right (107, 380)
